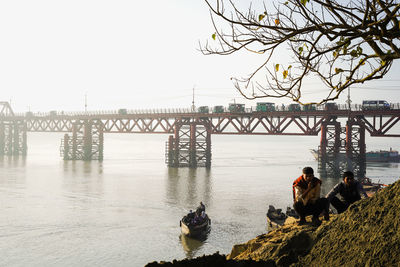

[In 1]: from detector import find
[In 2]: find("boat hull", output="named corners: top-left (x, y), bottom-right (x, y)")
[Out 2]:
top-left (180, 218), bottom-right (210, 238)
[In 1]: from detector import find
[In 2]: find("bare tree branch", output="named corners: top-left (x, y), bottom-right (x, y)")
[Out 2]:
top-left (200, 0), bottom-right (400, 105)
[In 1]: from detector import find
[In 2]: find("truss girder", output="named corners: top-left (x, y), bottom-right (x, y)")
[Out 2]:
top-left (355, 115), bottom-right (400, 137)
top-left (0, 102), bottom-right (14, 117)
top-left (0, 112), bottom-right (393, 137)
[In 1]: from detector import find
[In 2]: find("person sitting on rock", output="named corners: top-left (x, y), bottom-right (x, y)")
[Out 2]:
top-left (325, 171), bottom-right (368, 214)
top-left (293, 167), bottom-right (329, 226)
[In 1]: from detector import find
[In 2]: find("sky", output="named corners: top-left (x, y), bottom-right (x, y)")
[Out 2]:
top-left (0, 0), bottom-right (399, 113)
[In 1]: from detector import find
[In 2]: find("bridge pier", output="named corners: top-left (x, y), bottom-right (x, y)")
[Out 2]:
top-left (318, 118), bottom-right (366, 178)
top-left (61, 120), bottom-right (103, 160)
top-left (0, 120), bottom-right (27, 156)
top-left (166, 119), bottom-right (211, 168)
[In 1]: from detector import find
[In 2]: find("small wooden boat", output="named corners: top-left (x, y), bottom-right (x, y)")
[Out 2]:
top-left (266, 205), bottom-right (287, 230)
top-left (360, 177), bottom-right (387, 197)
top-left (180, 213), bottom-right (211, 238)
top-left (266, 205), bottom-right (299, 230)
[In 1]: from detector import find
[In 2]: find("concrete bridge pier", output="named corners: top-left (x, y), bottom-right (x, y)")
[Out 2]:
top-left (166, 119), bottom-right (211, 168)
top-left (61, 120), bottom-right (104, 160)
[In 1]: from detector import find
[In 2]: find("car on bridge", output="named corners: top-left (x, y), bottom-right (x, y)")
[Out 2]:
top-left (213, 105), bottom-right (225, 113)
top-left (118, 109), bottom-right (127, 115)
top-left (324, 102), bottom-right (338, 111)
top-left (198, 106), bottom-right (209, 113)
top-left (255, 102), bottom-right (275, 112)
top-left (288, 103), bottom-right (301, 111)
top-left (362, 100), bottom-right (390, 110)
top-left (228, 103), bottom-right (245, 113)
top-left (302, 104), bottom-right (316, 111)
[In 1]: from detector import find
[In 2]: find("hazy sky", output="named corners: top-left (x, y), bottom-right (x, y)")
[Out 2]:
top-left (1, 1), bottom-right (399, 113)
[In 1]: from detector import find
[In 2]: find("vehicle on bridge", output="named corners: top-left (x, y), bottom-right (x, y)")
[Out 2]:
top-left (118, 109), bottom-right (127, 115)
top-left (362, 100), bottom-right (390, 110)
top-left (324, 102), bottom-right (338, 111)
top-left (49, 110), bottom-right (57, 116)
top-left (198, 106), bottom-right (209, 113)
top-left (288, 103), bottom-right (301, 111)
top-left (255, 102), bottom-right (275, 112)
top-left (228, 103), bottom-right (245, 113)
top-left (213, 105), bottom-right (225, 113)
top-left (302, 104), bottom-right (316, 111)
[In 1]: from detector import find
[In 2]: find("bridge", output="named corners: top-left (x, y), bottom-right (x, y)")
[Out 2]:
top-left (1, 102), bottom-right (400, 177)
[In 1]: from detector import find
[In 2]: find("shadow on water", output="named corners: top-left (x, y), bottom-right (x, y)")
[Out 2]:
top-left (179, 234), bottom-right (208, 259)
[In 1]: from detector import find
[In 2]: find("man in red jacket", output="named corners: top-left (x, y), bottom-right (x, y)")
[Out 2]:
top-left (293, 167), bottom-right (329, 226)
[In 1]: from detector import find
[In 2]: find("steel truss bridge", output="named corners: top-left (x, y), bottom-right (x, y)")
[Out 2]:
top-left (7, 109), bottom-right (400, 137)
top-left (1, 102), bottom-right (400, 176)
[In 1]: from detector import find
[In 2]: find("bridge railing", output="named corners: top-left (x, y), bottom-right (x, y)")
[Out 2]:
top-left (9, 103), bottom-right (400, 118)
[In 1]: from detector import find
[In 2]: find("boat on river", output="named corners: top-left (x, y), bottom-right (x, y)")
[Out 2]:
top-left (266, 205), bottom-right (298, 230)
top-left (180, 211), bottom-right (211, 238)
top-left (311, 148), bottom-right (400, 163)
top-left (365, 149), bottom-right (400, 163)
top-left (359, 177), bottom-right (387, 197)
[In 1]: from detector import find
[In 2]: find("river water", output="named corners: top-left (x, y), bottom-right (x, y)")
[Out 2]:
top-left (0, 133), bottom-right (398, 266)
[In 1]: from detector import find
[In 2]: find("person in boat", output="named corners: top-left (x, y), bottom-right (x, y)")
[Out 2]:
top-left (198, 202), bottom-right (205, 213)
top-left (293, 167), bottom-right (329, 226)
top-left (325, 171), bottom-right (368, 214)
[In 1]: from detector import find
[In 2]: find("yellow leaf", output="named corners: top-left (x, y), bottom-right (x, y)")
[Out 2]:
top-left (212, 33), bottom-right (216, 40)
top-left (283, 70), bottom-right (288, 79)
top-left (258, 14), bottom-right (265, 21)
top-left (274, 19), bottom-right (280, 25)
top-left (335, 68), bottom-right (343, 74)
top-left (275, 64), bottom-right (280, 72)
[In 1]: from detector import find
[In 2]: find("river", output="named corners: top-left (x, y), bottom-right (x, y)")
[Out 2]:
top-left (0, 133), bottom-right (398, 266)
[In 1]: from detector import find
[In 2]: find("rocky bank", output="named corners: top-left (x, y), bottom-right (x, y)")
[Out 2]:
top-left (146, 180), bottom-right (400, 266)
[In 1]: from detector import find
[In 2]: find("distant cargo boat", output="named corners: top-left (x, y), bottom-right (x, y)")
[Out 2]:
top-left (366, 149), bottom-right (400, 162)
top-left (310, 148), bottom-right (400, 163)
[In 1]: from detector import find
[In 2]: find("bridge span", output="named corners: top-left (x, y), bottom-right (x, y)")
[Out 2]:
top-left (1, 102), bottom-right (400, 176)
top-left (8, 106), bottom-right (400, 136)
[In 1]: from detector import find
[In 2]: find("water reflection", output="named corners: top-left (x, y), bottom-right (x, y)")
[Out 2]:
top-left (165, 167), bottom-right (213, 209)
top-left (367, 162), bottom-right (399, 168)
top-left (0, 155), bottom-right (27, 168)
top-left (61, 161), bottom-right (104, 198)
top-left (0, 156), bottom-right (27, 187)
top-left (179, 234), bottom-right (206, 259)
top-left (62, 160), bottom-right (103, 175)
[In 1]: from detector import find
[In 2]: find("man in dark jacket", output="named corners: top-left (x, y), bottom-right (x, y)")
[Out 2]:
top-left (325, 171), bottom-right (368, 213)
top-left (293, 167), bottom-right (329, 226)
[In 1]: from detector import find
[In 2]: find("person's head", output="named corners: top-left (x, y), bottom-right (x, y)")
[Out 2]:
top-left (302, 167), bottom-right (314, 182)
top-left (343, 171), bottom-right (355, 185)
